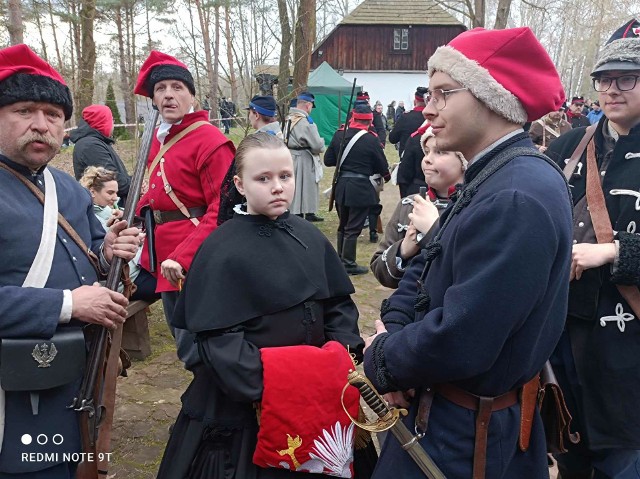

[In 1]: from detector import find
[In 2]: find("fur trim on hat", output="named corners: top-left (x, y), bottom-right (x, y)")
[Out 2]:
top-left (420, 125), bottom-right (468, 170)
top-left (145, 64), bottom-right (195, 97)
top-left (593, 38), bottom-right (640, 73)
top-left (428, 45), bottom-right (528, 125)
top-left (0, 73), bottom-right (73, 120)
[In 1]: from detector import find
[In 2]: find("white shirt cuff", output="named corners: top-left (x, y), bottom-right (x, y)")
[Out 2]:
top-left (59, 290), bottom-right (73, 323)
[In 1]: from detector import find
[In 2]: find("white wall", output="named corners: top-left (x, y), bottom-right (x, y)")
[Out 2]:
top-left (341, 71), bottom-right (429, 114)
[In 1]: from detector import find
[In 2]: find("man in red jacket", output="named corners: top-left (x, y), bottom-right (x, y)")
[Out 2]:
top-left (135, 51), bottom-right (235, 368)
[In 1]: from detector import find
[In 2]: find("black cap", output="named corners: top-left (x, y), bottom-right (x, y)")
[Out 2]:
top-left (592, 18), bottom-right (640, 75)
top-left (244, 95), bottom-right (277, 117)
top-left (415, 86), bottom-right (429, 100)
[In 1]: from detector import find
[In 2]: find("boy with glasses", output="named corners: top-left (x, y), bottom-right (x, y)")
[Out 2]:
top-left (363, 27), bottom-right (573, 478)
top-left (545, 18), bottom-right (640, 479)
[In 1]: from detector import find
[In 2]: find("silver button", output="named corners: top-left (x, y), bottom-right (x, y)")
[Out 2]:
top-left (62, 238), bottom-right (67, 243)
top-left (81, 276), bottom-right (86, 281)
top-left (572, 239), bottom-right (578, 244)
top-left (72, 256), bottom-right (77, 262)
top-left (151, 184), bottom-right (156, 189)
top-left (150, 199), bottom-right (155, 204)
top-left (157, 172), bottom-right (162, 176)
top-left (37, 180), bottom-right (43, 185)
top-left (578, 222), bottom-right (585, 227)
top-left (601, 171), bottom-right (606, 176)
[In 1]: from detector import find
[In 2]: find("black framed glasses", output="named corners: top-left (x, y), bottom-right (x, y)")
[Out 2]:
top-left (593, 75), bottom-right (640, 92)
top-left (424, 88), bottom-right (469, 111)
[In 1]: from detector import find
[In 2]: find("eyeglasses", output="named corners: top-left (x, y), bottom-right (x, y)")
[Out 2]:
top-left (424, 88), bottom-right (469, 111)
top-left (593, 75), bottom-right (640, 92)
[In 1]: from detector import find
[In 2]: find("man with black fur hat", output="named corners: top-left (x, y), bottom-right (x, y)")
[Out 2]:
top-left (546, 18), bottom-right (640, 479)
top-left (324, 103), bottom-right (390, 275)
top-left (134, 50), bottom-right (235, 369)
top-left (284, 91), bottom-right (325, 222)
top-left (363, 27), bottom-right (573, 477)
top-left (0, 44), bottom-right (140, 477)
top-left (389, 86), bottom-right (428, 157)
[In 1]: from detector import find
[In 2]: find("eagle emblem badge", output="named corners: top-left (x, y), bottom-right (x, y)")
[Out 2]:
top-left (32, 342), bottom-right (58, 368)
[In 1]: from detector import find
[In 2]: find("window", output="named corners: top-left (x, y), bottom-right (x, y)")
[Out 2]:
top-left (393, 28), bottom-right (409, 51)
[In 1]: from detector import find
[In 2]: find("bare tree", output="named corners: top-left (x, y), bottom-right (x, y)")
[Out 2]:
top-left (7, 0), bottom-right (23, 44)
top-left (292, 0), bottom-right (315, 94)
top-left (277, 0), bottom-right (292, 102)
top-left (76, 0), bottom-right (97, 117)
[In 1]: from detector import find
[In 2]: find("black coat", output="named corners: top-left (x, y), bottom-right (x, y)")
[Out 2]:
top-left (71, 120), bottom-right (131, 200)
top-left (388, 109), bottom-right (424, 156)
top-left (158, 212), bottom-right (364, 478)
top-left (372, 111), bottom-right (387, 145)
top-left (396, 131), bottom-right (427, 195)
top-left (546, 118), bottom-right (640, 450)
top-left (324, 127), bottom-right (389, 207)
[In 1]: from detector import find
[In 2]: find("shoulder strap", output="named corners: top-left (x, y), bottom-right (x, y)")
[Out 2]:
top-left (563, 124), bottom-right (597, 180)
top-left (0, 162), bottom-right (100, 274)
top-left (338, 130), bottom-right (368, 170)
top-left (583, 136), bottom-right (640, 318)
top-left (147, 121), bottom-right (210, 176)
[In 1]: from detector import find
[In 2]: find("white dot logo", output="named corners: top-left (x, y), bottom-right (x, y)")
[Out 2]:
top-left (21, 434), bottom-right (32, 445)
top-left (36, 434), bottom-right (48, 445)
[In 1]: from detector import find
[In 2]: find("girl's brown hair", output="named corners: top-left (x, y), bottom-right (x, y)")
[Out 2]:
top-left (234, 132), bottom-right (288, 177)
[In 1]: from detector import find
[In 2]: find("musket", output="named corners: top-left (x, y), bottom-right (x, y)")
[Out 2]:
top-left (73, 109), bottom-right (160, 479)
top-left (328, 78), bottom-right (357, 212)
top-left (346, 369), bottom-right (447, 479)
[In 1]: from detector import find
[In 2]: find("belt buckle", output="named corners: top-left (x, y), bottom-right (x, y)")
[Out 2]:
top-left (153, 210), bottom-right (163, 224)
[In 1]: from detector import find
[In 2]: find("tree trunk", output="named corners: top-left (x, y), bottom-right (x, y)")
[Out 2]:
top-left (32, 0), bottom-right (48, 61)
top-left (48, 0), bottom-right (63, 72)
top-left (116, 6), bottom-right (133, 124)
top-left (224, 1), bottom-right (238, 107)
top-left (212, 3), bottom-right (220, 121)
top-left (276, 0), bottom-right (292, 103)
top-left (292, 0), bottom-right (315, 94)
top-left (76, 0), bottom-right (97, 119)
top-left (194, 0), bottom-right (217, 122)
top-left (7, 0), bottom-right (24, 45)
top-left (472, 0), bottom-right (484, 28)
top-left (187, 0), bottom-right (202, 94)
top-left (493, 0), bottom-right (512, 29)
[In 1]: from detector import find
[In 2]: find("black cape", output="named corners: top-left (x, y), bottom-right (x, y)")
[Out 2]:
top-left (172, 211), bottom-right (354, 333)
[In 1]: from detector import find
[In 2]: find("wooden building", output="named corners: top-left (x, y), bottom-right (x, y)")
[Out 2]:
top-left (311, 0), bottom-right (466, 109)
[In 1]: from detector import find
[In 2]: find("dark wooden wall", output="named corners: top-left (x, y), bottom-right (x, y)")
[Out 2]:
top-left (312, 25), bottom-right (466, 71)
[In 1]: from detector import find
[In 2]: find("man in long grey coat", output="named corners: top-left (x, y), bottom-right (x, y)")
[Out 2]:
top-left (284, 91), bottom-right (325, 222)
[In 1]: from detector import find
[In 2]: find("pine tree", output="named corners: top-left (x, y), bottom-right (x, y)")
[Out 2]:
top-left (105, 79), bottom-right (130, 140)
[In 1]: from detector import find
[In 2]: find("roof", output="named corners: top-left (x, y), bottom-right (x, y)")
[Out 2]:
top-left (341, 0), bottom-right (463, 26)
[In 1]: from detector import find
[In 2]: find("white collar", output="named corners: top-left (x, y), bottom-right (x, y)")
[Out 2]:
top-left (468, 129), bottom-right (524, 166)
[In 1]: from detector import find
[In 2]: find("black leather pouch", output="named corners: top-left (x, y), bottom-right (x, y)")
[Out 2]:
top-left (0, 327), bottom-right (86, 391)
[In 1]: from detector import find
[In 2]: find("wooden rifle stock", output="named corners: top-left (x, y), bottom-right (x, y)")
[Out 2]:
top-left (328, 79), bottom-right (357, 212)
top-left (74, 110), bottom-right (159, 478)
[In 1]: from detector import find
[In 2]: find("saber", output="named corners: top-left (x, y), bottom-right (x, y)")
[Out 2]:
top-left (347, 369), bottom-right (447, 479)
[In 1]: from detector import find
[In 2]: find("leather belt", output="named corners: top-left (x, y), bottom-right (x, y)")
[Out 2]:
top-left (415, 378), bottom-right (538, 479)
top-left (339, 172), bottom-right (369, 179)
top-left (153, 205), bottom-right (207, 225)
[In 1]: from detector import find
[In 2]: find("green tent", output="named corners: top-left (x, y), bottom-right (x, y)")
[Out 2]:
top-left (308, 62), bottom-right (361, 145)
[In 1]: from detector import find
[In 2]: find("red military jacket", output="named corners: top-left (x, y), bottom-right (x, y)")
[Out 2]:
top-left (137, 110), bottom-right (235, 292)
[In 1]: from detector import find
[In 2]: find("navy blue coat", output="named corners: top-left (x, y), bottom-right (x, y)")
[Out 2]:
top-left (0, 155), bottom-right (105, 473)
top-left (364, 136), bottom-right (573, 477)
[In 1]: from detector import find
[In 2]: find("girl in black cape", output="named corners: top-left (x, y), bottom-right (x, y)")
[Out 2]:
top-left (157, 132), bottom-right (374, 479)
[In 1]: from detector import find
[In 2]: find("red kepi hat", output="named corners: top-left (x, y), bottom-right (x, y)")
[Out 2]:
top-left (0, 44), bottom-right (73, 120)
top-left (428, 27), bottom-right (565, 123)
top-left (134, 50), bottom-right (196, 98)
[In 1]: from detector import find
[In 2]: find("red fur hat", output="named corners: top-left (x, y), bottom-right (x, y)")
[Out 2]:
top-left (0, 44), bottom-right (73, 120)
top-left (134, 50), bottom-right (195, 98)
top-left (428, 27), bottom-right (565, 124)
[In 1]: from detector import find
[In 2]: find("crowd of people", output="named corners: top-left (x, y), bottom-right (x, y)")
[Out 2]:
top-left (0, 16), bottom-right (639, 479)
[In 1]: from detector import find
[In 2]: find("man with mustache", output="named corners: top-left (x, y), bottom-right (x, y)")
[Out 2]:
top-left (363, 27), bottom-right (573, 477)
top-left (134, 51), bottom-right (234, 369)
top-left (0, 44), bottom-right (140, 478)
top-left (545, 18), bottom-right (640, 479)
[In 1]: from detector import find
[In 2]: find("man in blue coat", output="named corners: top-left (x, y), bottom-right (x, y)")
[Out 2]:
top-left (363, 28), bottom-right (574, 478)
top-left (0, 44), bottom-right (140, 478)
